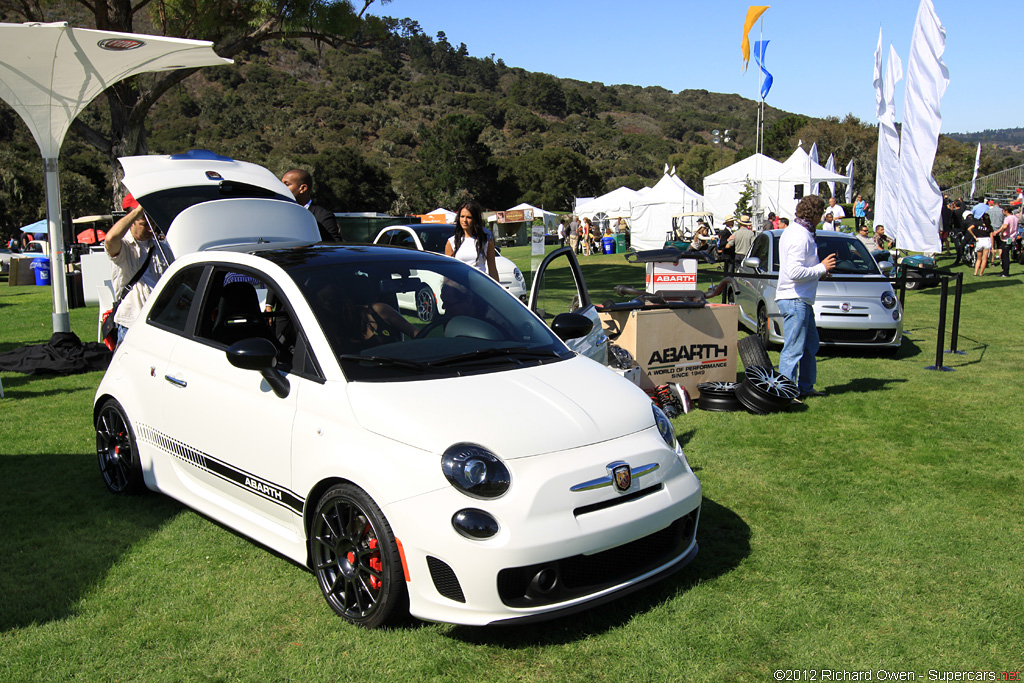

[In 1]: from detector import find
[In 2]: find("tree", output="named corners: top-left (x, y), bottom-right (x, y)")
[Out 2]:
top-left (0, 0), bottom-right (391, 201)
top-left (735, 177), bottom-right (755, 218)
top-left (507, 147), bottom-right (602, 211)
top-left (413, 113), bottom-right (499, 209)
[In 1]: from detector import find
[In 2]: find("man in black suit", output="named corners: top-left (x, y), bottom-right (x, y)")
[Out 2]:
top-left (281, 169), bottom-right (343, 242)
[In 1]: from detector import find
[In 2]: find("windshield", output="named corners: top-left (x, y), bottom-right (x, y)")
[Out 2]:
top-left (416, 227), bottom-right (453, 254)
top-left (292, 257), bottom-right (570, 381)
top-left (815, 234), bottom-right (882, 275)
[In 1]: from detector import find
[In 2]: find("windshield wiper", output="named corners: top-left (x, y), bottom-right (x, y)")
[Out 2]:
top-left (427, 346), bottom-right (562, 368)
top-left (339, 354), bottom-right (432, 372)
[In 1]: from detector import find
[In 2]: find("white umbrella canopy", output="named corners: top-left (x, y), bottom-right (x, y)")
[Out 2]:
top-left (0, 22), bottom-right (231, 332)
top-left (0, 22), bottom-right (232, 157)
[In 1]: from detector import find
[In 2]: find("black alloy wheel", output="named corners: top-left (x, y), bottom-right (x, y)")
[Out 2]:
top-left (95, 399), bottom-right (145, 494)
top-left (735, 365), bottom-right (800, 415)
top-left (696, 381), bottom-right (743, 412)
top-left (310, 483), bottom-right (407, 628)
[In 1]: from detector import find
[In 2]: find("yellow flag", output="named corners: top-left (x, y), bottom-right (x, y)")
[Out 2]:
top-left (741, 6), bottom-right (770, 72)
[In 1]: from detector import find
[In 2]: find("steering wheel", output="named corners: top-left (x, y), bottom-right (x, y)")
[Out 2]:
top-left (415, 318), bottom-right (446, 339)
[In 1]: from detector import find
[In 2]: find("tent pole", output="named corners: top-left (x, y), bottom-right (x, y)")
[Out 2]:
top-left (44, 158), bottom-right (71, 333)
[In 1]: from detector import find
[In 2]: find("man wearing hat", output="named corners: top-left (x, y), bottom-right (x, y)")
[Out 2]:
top-left (104, 194), bottom-right (164, 343)
top-left (726, 215), bottom-right (755, 273)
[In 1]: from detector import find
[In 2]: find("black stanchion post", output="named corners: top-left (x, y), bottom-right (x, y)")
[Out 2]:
top-left (926, 277), bottom-right (954, 372)
top-left (897, 263), bottom-right (906, 310)
top-left (946, 271), bottom-right (966, 355)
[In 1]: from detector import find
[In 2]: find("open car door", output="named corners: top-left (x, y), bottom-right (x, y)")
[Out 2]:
top-left (528, 246), bottom-right (608, 365)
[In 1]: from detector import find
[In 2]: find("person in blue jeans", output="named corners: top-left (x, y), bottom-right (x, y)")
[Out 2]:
top-left (775, 195), bottom-right (836, 399)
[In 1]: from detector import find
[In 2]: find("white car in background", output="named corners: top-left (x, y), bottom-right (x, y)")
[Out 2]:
top-left (726, 229), bottom-right (903, 351)
top-left (373, 224), bottom-right (528, 313)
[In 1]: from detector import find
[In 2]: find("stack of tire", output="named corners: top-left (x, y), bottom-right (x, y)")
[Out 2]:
top-left (696, 336), bottom-right (799, 414)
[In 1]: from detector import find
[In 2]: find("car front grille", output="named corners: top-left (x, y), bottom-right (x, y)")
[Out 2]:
top-left (496, 509), bottom-right (699, 608)
top-left (818, 327), bottom-right (899, 344)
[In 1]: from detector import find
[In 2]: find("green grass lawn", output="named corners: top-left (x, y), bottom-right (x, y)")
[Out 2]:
top-left (1, 251), bottom-right (1022, 682)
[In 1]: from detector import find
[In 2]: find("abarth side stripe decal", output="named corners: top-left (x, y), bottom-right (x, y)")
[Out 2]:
top-left (137, 424), bottom-right (304, 515)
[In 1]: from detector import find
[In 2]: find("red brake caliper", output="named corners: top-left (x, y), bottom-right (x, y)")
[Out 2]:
top-left (368, 537), bottom-right (382, 591)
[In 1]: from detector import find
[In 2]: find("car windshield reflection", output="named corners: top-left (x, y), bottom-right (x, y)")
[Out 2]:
top-left (292, 258), bottom-right (570, 381)
top-left (815, 234), bottom-right (882, 275)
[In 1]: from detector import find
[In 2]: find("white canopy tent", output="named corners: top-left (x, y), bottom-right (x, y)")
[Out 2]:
top-left (0, 21), bottom-right (231, 332)
top-left (777, 146), bottom-right (849, 208)
top-left (703, 153), bottom-right (786, 223)
top-left (628, 172), bottom-right (704, 251)
top-left (702, 147), bottom-right (848, 224)
top-left (424, 207), bottom-right (456, 222)
top-left (574, 186), bottom-right (640, 221)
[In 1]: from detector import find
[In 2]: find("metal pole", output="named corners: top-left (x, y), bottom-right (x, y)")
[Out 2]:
top-left (44, 157), bottom-right (71, 333)
top-left (925, 277), bottom-right (954, 371)
top-left (946, 271), bottom-right (966, 354)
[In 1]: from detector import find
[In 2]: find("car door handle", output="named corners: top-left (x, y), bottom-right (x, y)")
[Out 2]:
top-left (164, 375), bottom-right (187, 388)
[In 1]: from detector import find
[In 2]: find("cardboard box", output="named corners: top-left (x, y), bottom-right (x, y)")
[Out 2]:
top-left (645, 258), bottom-right (698, 294)
top-left (599, 304), bottom-right (738, 396)
top-left (8, 256), bottom-right (38, 286)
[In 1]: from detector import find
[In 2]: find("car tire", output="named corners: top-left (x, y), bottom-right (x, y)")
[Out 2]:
top-left (903, 272), bottom-right (922, 290)
top-left (723, 287), bottom-right (735, 305)
top-left (738, 334), bottom-right (773, 371)
top-left (415, 284), bottom-right (435, 322)
top-left (95, 398), bottom-right (146, 495)
top-left (756, 304), bottom-right (772, 349)
top-left (310, 483), bottom-right (407, 628)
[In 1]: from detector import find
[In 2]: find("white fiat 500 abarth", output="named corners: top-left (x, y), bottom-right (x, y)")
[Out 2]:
top-left (94, 244), bottom-right (702, 627)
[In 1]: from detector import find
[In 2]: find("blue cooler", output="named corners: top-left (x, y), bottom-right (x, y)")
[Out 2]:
top-left (602, 235), bottom-right (616, 254)
top-left (31, 257), bottom-right (51, 286)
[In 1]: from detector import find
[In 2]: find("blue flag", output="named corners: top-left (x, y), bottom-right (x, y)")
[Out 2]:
top-left (753, 40), bottom-right (773, 100)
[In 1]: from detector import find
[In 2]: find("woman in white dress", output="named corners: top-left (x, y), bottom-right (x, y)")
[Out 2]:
top-left (445, 201), bottom-right (499, 281)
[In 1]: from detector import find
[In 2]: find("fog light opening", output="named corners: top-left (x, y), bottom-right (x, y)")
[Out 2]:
top-left (530, 567), bottom-right (559, 595)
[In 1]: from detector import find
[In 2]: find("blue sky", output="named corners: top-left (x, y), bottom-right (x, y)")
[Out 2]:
top-left (380, 0), bottom-right (1021, 134)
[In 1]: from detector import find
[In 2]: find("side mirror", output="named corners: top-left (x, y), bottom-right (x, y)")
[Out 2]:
top-left (550, 312), bottom-right (593, 341)
top-left (878, 261), bottom-right (894, 274)
top-left (227, 337), bottom-right (290, 398)
top-left (742, 256), bottom-right (761, 270)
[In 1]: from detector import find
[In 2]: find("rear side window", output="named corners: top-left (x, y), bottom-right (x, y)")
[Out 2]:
top-left (148, 266), bottom-right (204, 334)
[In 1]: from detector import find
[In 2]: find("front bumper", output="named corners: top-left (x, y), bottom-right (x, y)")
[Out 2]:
top-left (384, 427), bottom-right (702, 625)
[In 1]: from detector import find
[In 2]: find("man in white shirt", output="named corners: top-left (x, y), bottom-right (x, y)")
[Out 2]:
top-left (775, 195), bottom-right (836, 399)
top-left (826, 197), bottom-right (845, 220)
top-left (104, 194), bottom-right (163, 344)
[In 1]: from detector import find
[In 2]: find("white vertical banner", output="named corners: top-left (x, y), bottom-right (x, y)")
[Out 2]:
top-left (970, 142), bottom-right (981, 199)
top-left (845, 161), bottom-right (855, 203)
top-left (876, 44), bottom-right (903, 233)
top-left (895, 0), bottom-right (948, 253)
top-left (825, 153), bottom-right (836, 199)
top-left (809, 142), bottom-right (820, 196)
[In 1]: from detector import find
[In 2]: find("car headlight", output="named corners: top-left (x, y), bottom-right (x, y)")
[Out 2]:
top-left (513, 268), bottom-right (525, 286)
top-left (653, 404), bottom-right (676, 449)
top-left (441, 444), bottom-right (510, 499)
top-left (881, 291), bottom-right (897, 309)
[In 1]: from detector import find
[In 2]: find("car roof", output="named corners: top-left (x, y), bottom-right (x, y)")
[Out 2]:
top-left (248, 243), bottom-right (455, 272)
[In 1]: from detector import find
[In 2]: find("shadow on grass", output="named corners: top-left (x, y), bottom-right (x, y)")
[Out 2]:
top-left (0, 372), bottom-right (101, 400)
top-left (444, 496), bottom-right (749, 646)
top-left (0, 451), bottom-right (181, 630)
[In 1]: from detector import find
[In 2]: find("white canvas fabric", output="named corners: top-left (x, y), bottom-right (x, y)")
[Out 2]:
top-left (970, 143), bottom-right (981, 199)
top-left (574, 187), bottom-right (640, 221)
top-left (703, 153), bottom-right (787, 222)
top-left (825, 154), bottom-right (836, 199)
top-left (809, 142), bottom-right (820, 197)
top-left (628, 173), bottom-right (704, 251)
top-left (894, 0), bottom-right (947, 253)
top-left (875, 44), bottom-right (903, 233)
